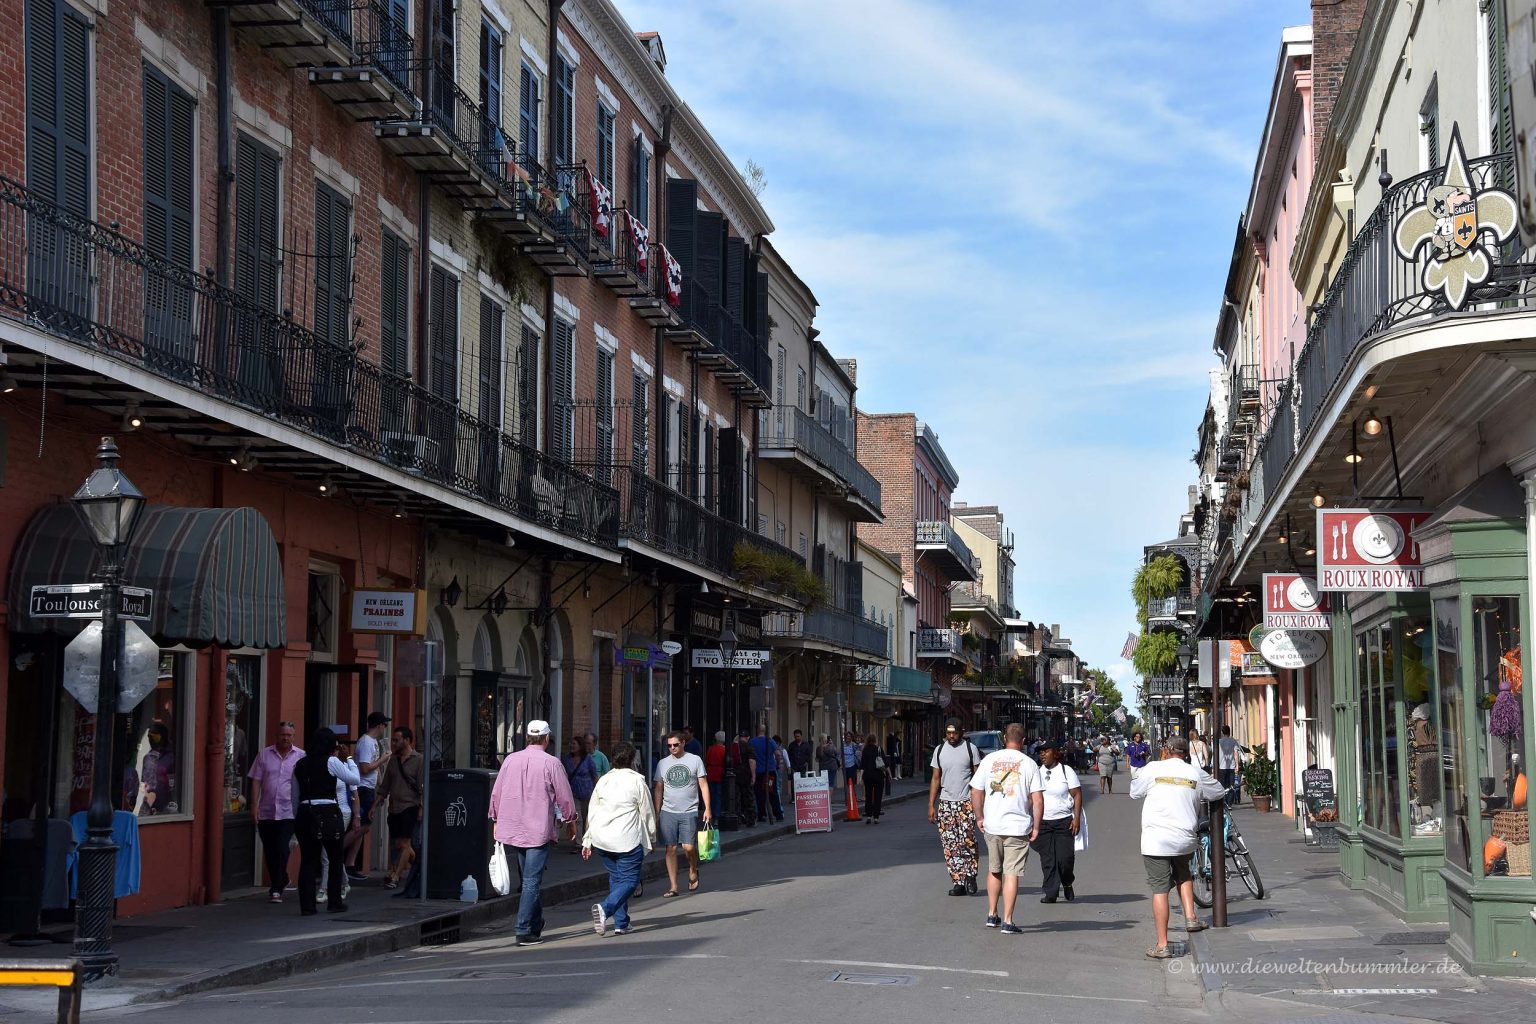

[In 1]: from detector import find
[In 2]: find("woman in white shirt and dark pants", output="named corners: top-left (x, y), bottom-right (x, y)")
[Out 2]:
top-left (582, 742), bottom-right (657, 936)
top-left (1033, 737), bottom-right (1083, 903)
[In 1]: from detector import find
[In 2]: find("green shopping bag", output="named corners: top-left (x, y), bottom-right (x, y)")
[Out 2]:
top-left (697, 825), bottom-right (720, 862)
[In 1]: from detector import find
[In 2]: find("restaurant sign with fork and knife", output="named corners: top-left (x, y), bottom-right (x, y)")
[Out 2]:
top-left (1315, 509), bottom-right (1429, 591)
top-left (1262, 573), bottom-right (1331, 630)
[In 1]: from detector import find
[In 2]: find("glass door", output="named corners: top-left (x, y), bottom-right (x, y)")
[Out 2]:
top-left (304, 664), bottom-right (370, 746)
top-left (222, 654), bottom-right (263, 891)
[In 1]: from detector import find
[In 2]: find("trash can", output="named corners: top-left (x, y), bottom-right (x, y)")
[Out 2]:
top-left (427, 768), bottom-right (497, 901)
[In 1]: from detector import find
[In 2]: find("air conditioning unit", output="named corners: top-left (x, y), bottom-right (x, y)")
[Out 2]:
top-left (383, 432), bottom-right (440, 469)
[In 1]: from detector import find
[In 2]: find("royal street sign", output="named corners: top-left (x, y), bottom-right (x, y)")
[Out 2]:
top-left (1315, 509), bottom-right (1428, 591)
top-left (30, 583), bottom-right (153, 622)
top-left (1263, 573), bottom-right (1331, 630)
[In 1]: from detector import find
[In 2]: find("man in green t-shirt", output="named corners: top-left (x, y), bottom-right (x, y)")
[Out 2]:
top-left (585, 732), bottom-right (611, 775)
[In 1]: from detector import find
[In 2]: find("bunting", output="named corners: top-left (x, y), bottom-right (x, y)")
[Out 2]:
top-left (627, 211), bottom-right (650, 274)
top-left (661, 244), bottom-right (682, 307)
top-left (587, 169), bottom-right (613, 239)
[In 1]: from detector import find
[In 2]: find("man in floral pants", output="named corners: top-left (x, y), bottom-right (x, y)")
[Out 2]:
top-left (928, 720), bottom-right (982, 895)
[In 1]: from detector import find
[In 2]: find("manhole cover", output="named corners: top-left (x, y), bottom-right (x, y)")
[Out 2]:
top-left (828, 972), bottom-right (916, 986)
top-left (1375, 930), bottom-right (1449, 945)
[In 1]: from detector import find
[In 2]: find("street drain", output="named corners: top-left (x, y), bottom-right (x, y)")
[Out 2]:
top-left (1375, 930), bottom-right (1449, 945)
top-left (828, 972), bottom-right (916, 987)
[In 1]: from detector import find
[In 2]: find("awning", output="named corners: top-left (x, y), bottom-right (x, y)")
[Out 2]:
top-left (9, 504), bottom-right (287, 648)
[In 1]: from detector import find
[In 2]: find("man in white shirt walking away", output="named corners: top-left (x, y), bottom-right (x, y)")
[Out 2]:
top-left (969, 723), bottom-right (1044, 934)
top-left (1131, 735), bottom-right (1228, 959)
top-left (653, 731), bottom-right (712, 898)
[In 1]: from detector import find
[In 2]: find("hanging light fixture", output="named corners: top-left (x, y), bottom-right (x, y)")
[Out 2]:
top-left (122, 402), bottom-right (143, 431)
top-left (1344, 443), bottom-right (1363, 464)
top-left (318, 474), bottom-right (335, 495)
top-left (1312, 490), bottom-right (1325, 508)
top-left (1362, 410), bottom-right (1384, 437)
top-left (393, 501), bottom-right (407, 519)
top-left (1278, 531), bottom-right (1288, 545)
top-left (0, 369), bottom-right (18, 394)
top-left (441, 576), bottom-right (463, 608)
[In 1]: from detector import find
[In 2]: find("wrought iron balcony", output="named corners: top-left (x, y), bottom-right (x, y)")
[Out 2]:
top-left (616, 467), bottom-right (803, 582)
top-left (916, 520), bottom-right (978, 581)
top-left (951, 582), bottom-right (1002, 623)
top-left (694, 308), bottom-right (769, 405)
top-left (375, 63), bottom-right (505, 210)
top-left (875, 665), bottom-right (934, 699)
top-left (917, 627), bottom-right (966, 661)
top-left (1225, 363), bottom-right (1259, 439)
top-left (0, 176), bottom-right (620, 547)
top-left (763, 605), bottom-right (889, 660)
top-left (662, 277), bottom-right (715, 352)
top-left (758, 406), bottom-right (882, 519)
top-left (1145, 590), bottom-right (1195, 622)
top-left (216, 0), bottom-right (359, 70)
top-left (305, 0), bottom-right (418, 120)
top-left (627, 244), bottom-right (682, 327)
top-left (591, 210), bottom-right (647, 297)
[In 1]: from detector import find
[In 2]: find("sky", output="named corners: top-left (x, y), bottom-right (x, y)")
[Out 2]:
top-left (616, 0), bottom-right (1312, 711)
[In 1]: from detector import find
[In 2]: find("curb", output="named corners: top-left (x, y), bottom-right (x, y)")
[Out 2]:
top-left (129, 786), bottom-right (926, 1004)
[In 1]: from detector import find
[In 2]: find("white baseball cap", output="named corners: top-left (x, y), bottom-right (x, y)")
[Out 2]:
top-left (526, 720), bottom-right (551, 737)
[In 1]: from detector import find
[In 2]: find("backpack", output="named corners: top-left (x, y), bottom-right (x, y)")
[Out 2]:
top-left (935, 740), bottom-right (980, 779)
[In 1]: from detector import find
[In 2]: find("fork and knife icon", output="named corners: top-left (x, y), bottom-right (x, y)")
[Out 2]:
top-left (1330, 519), bottom-right (1351, 561)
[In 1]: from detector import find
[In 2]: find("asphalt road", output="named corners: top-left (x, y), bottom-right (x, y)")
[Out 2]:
top-left (84, 774), bottom-right (1235, 1024)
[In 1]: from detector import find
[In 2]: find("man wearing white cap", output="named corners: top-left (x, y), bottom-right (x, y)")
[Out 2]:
top-left (490, 720), bottom-right (578, 946)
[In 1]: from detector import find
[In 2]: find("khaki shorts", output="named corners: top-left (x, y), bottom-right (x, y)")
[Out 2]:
top-left (983, 832), bottom-right (1032, 876)
top-left (1143, 853), bottom-right (1193, 892)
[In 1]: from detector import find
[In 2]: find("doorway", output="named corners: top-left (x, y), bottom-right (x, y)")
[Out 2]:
top-left (304, 663), bottom-right (371, 743)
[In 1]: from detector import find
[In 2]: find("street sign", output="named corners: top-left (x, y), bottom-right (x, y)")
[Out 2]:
top-left (30, 584), bottom-right (153, 622)
top-left (793, 771), bottom-right (832, 834)
top-left (1198, 640), bottom-right (1234, 689)
top-left (1260, 628), bottom-right (1328, 669)
top-left (1262, 573), bottom-right (1332, 630)
top-left (1315, 509), bottom-right (1428, 591)
top-left (62, 620), bottom-right (161, 713)
top-left (691, 648), bottom-right (770, 670)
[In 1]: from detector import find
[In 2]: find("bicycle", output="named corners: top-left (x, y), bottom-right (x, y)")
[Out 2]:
top-left (1191, 806), bottom-right (1265, 908)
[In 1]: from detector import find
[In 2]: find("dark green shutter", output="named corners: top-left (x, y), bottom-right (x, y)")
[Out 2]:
top-left (480, 20), bottom-right (502, 127)
top-left (718, 426), bottom-right (739, 522)
top-left (631, 372), bottom-right (648, 470)
top-left (313, 181), bottom-right (352, 349)
top-left (554, 55), bottom-right (574, 164)
top-left (630, 135), bottom-right (650, 224)
top-left (724, 238), bottom-right (746, 325)
top-left (26, 0), bottom-right (91, 314)
top-left (430, 0), bottom-right (454, 120)
top-left (235, 133), bottom-right (281, 312)
top-left (517, 323), bottom-right (538, 445)
top-left (143, 63), bottom-right (196, 360)
top-left (665, 178), bottom-right (697, 272)
top-left (694, 211), bottom-right (723, 308)
top-left (380, 229), bottom-right (410, 377)
top-left (597, 105), bottom-right (615, 190)
top-left (702, 421), bottom-right (715, 511)
top-left (1490, 0), bottom-right (1514, 183)
top-left (552, 316), bottom-right (574, 460)
top-left (595, 347), bottom-right (614, 481)
top-left (478, 295), bottom-right (503, 426)
top-left (428, 265), bottom-right (458, 402)
top-left (518, 63), bottom-right (539, 167)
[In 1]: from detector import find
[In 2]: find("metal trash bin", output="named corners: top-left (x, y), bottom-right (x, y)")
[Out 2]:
top-left (427, 768), bottom-right (497, 901)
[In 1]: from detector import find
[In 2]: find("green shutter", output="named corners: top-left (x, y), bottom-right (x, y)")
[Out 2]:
top-left (665, 178), bottom-right (696, 272)
top-left (631, 371), bottom-right (648, 470)
top-left (143, 63), bottom-right (196, 358)
top-left (478, 295), bottom-right (503, 426)
top-left (552, 316), bottom-right (574, 460)
top-left (313, 181), bottom-right (352, 349)
top-left (428, 265), bottom-right (459, 403)
top-left (380, 229), bottom-right (410, 377)
top-left (596, 347), bottom-right (613, 481)
top-left (518, 323), bottom-right (538, 445)
top-left (1490, 0), bottom-right (1514, 170)
top-left (26, 0), bottom-right (92, 315)
top-left (518, 63), bottom-right (539, 167)
top-left (235, 133), bottom-right (281, 312)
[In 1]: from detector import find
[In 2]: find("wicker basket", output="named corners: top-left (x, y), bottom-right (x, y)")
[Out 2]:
top-left (1507, 841), bottom-right (1531, 877)
top-left (1493, 809), bottom-right (1529, 845)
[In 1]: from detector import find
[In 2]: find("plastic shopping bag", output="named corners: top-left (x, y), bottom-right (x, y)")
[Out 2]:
top-left (488, 842), bottom-right (512, 896)
top-left (697, 826), bottom-right (721, 862)
top-left (1073, 809), bottom-right (1090, 853)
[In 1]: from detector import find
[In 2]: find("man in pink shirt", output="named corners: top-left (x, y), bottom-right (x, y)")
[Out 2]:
top-left (248, 721), bottom-right (304, 903)
top-left (489, 719), bottom-right (577, 946)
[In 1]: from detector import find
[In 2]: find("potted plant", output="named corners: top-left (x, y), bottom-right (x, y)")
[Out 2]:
top-left (1239, 743), bottom-right (1278, 812)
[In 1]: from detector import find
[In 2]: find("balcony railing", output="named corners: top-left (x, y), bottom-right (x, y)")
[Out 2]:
top-left (763, 605), bottom-right (889, 659)
top-left (951, 582), bottom-right (1001, 620)
top-left (916, 627), bottom-right (965, 659)
top-left (876, 665), bottom-right (934, 698)
top-left (1226, 363), bottom-right (1259, 438)
top-left (916, 520), bottom-right (978, 581)
top-left (350, 0), bottom-right (416, 98)
top-left (758, 406), bottom-right (882, 511)
top-left (0, 176), bottom-right (620, 547)
top-left (1145, 591), bottom-right (1195, 621)
top-left (616, 467), bottom-right (803, 580)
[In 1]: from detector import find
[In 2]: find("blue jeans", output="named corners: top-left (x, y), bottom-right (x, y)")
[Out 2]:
top-left (597, 846), bottom-right (645, 930)
top-left (708, 780), bottom-right (723, 819)
top-left (513, 844), bottom-right (550, 936)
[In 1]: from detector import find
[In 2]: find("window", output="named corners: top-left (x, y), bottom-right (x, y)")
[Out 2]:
top-left (630, 134), bottom-right (650, 224)
top-left (1403, 613), bottom-right (1440, 837)
top-left (26, 0), bottom-right (91, 229)
top-left (630, 372), bottom-right (649, 471)
top-left (143, 64), bottom-right (196, 353)
top-left (551, 315), bottom-right (575, 460)
top-left (480, 20), bottom-right (503, 129)
top-left (517, 323), bottom-right (539, 445)
top-left (380, 229), bottom-right (410, 377)
top-left (477, 295), bottom-right (504, 427)
top-left (1436, 598), bottom-right (1469, 871)
top-left (1470, 595), bottom-right (1527, 877)
top-left (429, 0), bottom-right (455, 120)
top-left (307, 570), bottom-right (339, 655)
top-left (553, 53), bottom-right (575, 165)
top-left (663, 395), bottom-right (681, 488)
top-left (595, 346), bottom-right (614, 482)
top-left (426, 266), bottom-right (459, 403)
top-left (235, 134), bottom-right (281, 313)
top-left (596, 102), bottom-right (615, 191)
top-left (223, 654), bottom-right (263, 815)
top-left (1420, 77), bottom-right (1440, 171)
top-left (518, 63), bottom-right (540, 170)
top-left (312, 181), bottom-right (352, 349)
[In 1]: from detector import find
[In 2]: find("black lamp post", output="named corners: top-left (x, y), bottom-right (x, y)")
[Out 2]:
top-left (1175, 641), bottom-right (1195, 740)
top-left (72, 436), bottom-right (146, 983)
top-left (717, 622), bottom-right (742, 831)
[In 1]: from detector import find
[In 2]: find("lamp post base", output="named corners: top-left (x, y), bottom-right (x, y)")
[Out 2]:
top-left (74, 838), bottom-right (119, 983)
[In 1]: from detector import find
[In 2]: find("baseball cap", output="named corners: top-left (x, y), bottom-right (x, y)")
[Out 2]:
top-left (366, 711), bottom-right (391, 729)
top-left (1037, 737), bottom-right (1063, 752)
top-left (1165, 736), bottom-right (1189, 756)
top-left (527, 719), bottom-right (551, 737)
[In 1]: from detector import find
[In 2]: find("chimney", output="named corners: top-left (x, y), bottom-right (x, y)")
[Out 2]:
top-left (1310, 0), bottom-right (1367, 173)
top-left (636, 32), bottom-right (666, 74)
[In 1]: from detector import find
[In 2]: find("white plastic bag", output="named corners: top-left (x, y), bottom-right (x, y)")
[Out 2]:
top-left (487, 842), bottom-right (511, 896)
top-left (1073, 809), bottom-right (1090, 853)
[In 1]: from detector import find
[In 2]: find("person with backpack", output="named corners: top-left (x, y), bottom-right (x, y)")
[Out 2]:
top-left (928, 718), bottom-right (982, 896)
top-left (563, 735), bottom-right (598, 850)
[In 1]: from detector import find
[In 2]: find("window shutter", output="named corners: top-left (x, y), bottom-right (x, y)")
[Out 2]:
top-left (380, 229), bottom-right (410, 377)
top-left (724, 238), bottom-right (746, 324)
top-left (430, 0), bottom-right (454, 119)
top-left (675, 399), bottom-right (689, 491)
top-left (428, 266), bottom-right (459, 403)
top-left (518, 324), bottom-right (538, 445)
top-left (595, 347), bottom-right (614, 478)
top-left (1490, 0), bottom-right (1514, 175)
top-left (665, 178), bottom-right (697, 273)
top-left (630, 135), bottom-right (650, 225)
top-left (631, 372), bottom-right (648, 470)
top-left (313, 181), bottom-right (352, 349)
top-left (27, 0), bottom-right (92, 313)
top-left (235, 133), bottom-right (281, 312)
top-left (480, 21), bottom-right (502, 128)
top-left (478, 295), bottom-right (503, 426)
top-left (754, 270), bottom-right (770, 355)
top-left (661, 395), bottom-right (676, 484)
top-left (518, 64), bottom-right (539, 166)
top-left (718, 425), bottom-right (739, 521)
top-left (703, 421), bottom-right (715, 510)
top-left (796, 367), bottom-right (805, 414)
top-left (554, 55), bottom-right (574, 164)
top-left (694, 211), bottom-right (724, 307)
top-left (143, 64), bottom-right (195, 352)
top-left (551, 316), bottom-right (574, 460)
top-left (597, 105), bottom-right (615, 190)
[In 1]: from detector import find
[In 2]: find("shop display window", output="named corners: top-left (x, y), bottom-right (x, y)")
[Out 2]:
top-left (1361, 624), bottom-right (1400, 835)
top-left (223, 654), bottom-right (262, 814)
top-left (1436, 598), bottom-right (1470, 871)
top-left (1403, 613), bottom-right (1442, 837)
top-left (1470, 596), bottom-right (1529, 878)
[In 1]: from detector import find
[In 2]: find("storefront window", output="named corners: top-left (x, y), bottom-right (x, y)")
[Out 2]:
top-left (1437, 598), bottom-right (1470, 871)
top-left (1403, 614), bottom-right (1441, 837)
top-left (223, 655), bottom-right (262, 814)
top-left (1358, 637), bottom-right (1378, 829)
top-left (1471, 596), bottom-right (1528, 878)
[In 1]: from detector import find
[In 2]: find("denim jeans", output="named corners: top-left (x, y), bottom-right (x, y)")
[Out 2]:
top-left (708, 780), bottom-right (723, 820)
top-left (513, 843), bottom-right (550, 936)
top-left (597, 846), bottom-right (645, 930)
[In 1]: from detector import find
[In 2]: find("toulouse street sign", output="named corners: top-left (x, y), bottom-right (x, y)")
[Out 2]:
top-left (30, 583), bottom-right (153, 622)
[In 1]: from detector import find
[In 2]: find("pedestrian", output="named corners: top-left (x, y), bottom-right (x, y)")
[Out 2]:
top-left (970, 723), bottom-right (1044, 933)
top-left (787, 729), bottom-right (814, 776)
top-left (320, 733), bottom-right (361, 905)
top-left (885, 731), bottom-right (903, 786)
top-left (1032, 737), bottom-right (1081, 903)
top-left (583, 741), bottom-right (655, 937)
top-left (704, 730), bottom-right (727, 818)
top-left (585, 732), bottom-right (611, 777)
top-left (247, 720), bottom-right (303, 904)
top-left (1216, 726), bottom-right (1244, 807)
top-left (348, 711), bottom-right (391, 880)
top-left (1131, 735), bottom-right (1228, 959)
top-left (774, 735), bottom-right (793, 810)
top-left (928, 718), bottom-right (983, 896)
top-left (860, 734), bottom-right (886, 823)
top-left (842, 732), bottom-right (861, 791)
top-left (750, 727), bottom-right (785, 823)
top-left (653, 730), bottom-right (711, 898)
top-left (728, 729), bottom-right (757, 826)
top-left (1187, 728), bottom-right (1210, 774)
top-left (1125, 730), bottom-right (1151, 783)
top-left (682, 726), bottom-right (704, 758)
top-left (292, 727), bottom-right (355, 915)
top-left (376, 726), bottom-right (424, 889)
top-left (490, 720), bottom-right (578, 946)
top-left (563, 735), bottom-right (598, 848)
top-left (1095, 735), bottom-right (1118, 794)
top-left (817, 734), bottom-right (840, 787)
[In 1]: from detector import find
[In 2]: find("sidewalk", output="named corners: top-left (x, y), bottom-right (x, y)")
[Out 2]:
top-left (1187, 803), bottom-right (1536, 1024)
top-left (0, 777), bottom-right (924, 1017)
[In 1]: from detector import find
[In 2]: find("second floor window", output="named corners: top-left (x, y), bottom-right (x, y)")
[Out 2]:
top-left (553, 54), bottom-right (575, 165)
top-left (380, 228), bottom-right (411, 378)
top-left (519, 63), bottom-right (540, 168)
top-left (480, 20), bottom-right (503, 145)
top-left (630, 134), bottom-right (650, 224)
top-left (596, 102), bottom-right (615, 191)
top-left (313, 181), bottom-right (352, 349)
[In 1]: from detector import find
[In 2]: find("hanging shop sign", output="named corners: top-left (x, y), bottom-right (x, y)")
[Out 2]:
top-left (1241, 651), bottom-right (1271, 676)
top-left (851, 684), bottom-right (875, 713)
top-left (30, 583), bottom-right (153, 622)
top-left (1392, 125), bottom-right (1519, 310)
top-left (616, 644), bottom-right (670, 668)
top-left (1260, 628), bottom-right (1328, 670)
top-left (690, 648), bottom-right (770, 670)
top-left (1262, 573), bottom-right (1331, 630)
top-left (1147, 677), bottom-right (1183, 696)
top-left (1248, 623), bottom-right (1267, 648)
top-left (350, 588), bottom-right (428, 635)
top-left (1315, 509), bottom-right (1429, 591)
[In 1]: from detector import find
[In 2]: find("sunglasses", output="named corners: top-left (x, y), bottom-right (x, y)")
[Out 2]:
top-left (667, 742), bottom-right (683, 748)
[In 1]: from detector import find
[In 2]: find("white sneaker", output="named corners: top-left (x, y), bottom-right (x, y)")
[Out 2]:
top-left (317, 891), bottom-right (327, 904)
top-left (591, 903), bottom-right (608, 936)
top-left (342, 883), bottom-right (351, 900)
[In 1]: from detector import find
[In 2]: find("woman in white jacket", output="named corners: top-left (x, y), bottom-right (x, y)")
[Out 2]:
top-left (583, 742), bottom-right (657, 936)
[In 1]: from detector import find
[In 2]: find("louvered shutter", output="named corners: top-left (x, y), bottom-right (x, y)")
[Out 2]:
top-left (597, 105), bottom-right (615, 190)
top-left (724, 239), bottom-right (745, 325)
top-left (675, 399), bottom-right (689, 492)
top-left (741, 439), bottom-right (755, 528)
top-left (518, 64), bottom-right (539, 167)
top-left (595, 347), bottom-right (614, 481)
top-left (518, 324), bottom-right (538, 445)
top-left (551, 316), bottom-right (574, 460)
top-left (553, 55), bottom-right (574, 164)
top-left (665, 178), bottom-right (697, 271)
top-left (235, 134), bottom-right (281, 312)
top-left (754, 270), bottom-right (770, 356)
top-left (1490, 0), bottom-right (1514, 185)
top-left (695, 211), bottom-right (724, 307)
top-left (380, 229), bottom-right (410, 377)
top-left (313, 181), bottom-right (352, 349)
top-left (630, 135), bottom-right (650, 225)
top-left (430, 0), bottom-right (454, 120)
top-left (631, 372), bottom-right (648, 471)
top-left (480, 21), bottom-right (502, 128)
top-left (428, 266), bottom-right (459, 402)
top-left (478, 295), bottom-right (503, 426)
top-left (661, 395), bottom-right (675, 485)
top-left (702, 421), bottom-right (715, 510)
top-left (26, 0), bottom-right (92, 315)
top-left (143, 64), bottom-right (196, 359)
top-left (718, 426), bottom-right (739, 521)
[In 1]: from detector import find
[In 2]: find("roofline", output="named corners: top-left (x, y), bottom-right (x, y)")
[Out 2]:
top-left (1243, 29), bottom-right (1313, 230)
top-left (758, 236), bottom-right (817, 309)
top-left (858, 539), bottom-right (904, 574)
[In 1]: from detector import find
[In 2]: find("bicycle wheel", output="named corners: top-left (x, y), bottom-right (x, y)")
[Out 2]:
top-left (1233, 851), bottom-right (1264, 899)
top-left (1192, 845), bottom-right (1213, 908)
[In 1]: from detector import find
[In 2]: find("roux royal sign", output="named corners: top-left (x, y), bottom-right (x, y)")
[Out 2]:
top-left (1315, 509), bottom-right (1429, 591)
top-left (1262, 573), bottom-right (1331, 630)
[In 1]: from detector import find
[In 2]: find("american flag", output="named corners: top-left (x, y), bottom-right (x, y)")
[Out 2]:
top-left (587, 169), bottom-right (613, 239)
top-left (661, 245), bottom-right (682, 306)
top-left (1120, 632), bottom-right (1138, 660)
top-left (627, 212), bottom-right (649, 274)
top-left (1113, 708), bottom-right (1127, 725)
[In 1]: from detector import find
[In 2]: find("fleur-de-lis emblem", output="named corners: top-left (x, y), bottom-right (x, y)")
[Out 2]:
top-left (1394, 124), bottom-right (1519, 310)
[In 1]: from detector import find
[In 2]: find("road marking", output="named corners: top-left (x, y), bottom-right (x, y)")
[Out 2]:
top-left (794, 959), bottom-right (1008, 978)
top-left (257, 971), bottom-right (606, 995)
top-left (978, 988), bottom-right (1150, 1004)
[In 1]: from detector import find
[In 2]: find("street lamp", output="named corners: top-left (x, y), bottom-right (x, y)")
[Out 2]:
top-left (72, 436), bottom-right (146, 982)
top-left (1176, 641), bottom-right (1195, 739)
top-left (718, 620), bottom-right (742, 831)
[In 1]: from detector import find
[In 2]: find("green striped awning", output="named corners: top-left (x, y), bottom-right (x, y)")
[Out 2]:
top-left (9, 504), bottom-right (287, 648)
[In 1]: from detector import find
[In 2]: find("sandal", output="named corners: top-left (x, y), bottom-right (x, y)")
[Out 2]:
top-left (662, 889), bottom-right (679, 899)
top-left (688, 873), bottom-right (700, 892)
top-left (383, 878), bottom-right (398, 890)
top-left (1184, 918), bottom-right (1207, 932)
top-left (1145, 946), bottom-right (1174, 959)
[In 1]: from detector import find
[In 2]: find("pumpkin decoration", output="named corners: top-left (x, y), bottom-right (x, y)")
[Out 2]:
top-left (1485, 834), bottom-right (1508, 874)
top-left (1515, 772), bottom-right (1528, 811)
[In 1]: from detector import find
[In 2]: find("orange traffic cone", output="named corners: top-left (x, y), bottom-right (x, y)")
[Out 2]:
top-left (846, 777), bottom-right (861, 822)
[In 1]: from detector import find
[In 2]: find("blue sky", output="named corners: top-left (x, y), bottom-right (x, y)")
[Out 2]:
top-left (618, 0), bottom-right (1312, 705)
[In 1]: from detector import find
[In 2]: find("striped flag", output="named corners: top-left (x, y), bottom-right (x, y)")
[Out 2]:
top-left (661, 245), bottom-right (682, 306)
top-left (1120, 632), bottom-right (1138, 659)
top-left (627, 212), bottom-right (649, 273)
top-left (587, 169), bottom-right (613, 239)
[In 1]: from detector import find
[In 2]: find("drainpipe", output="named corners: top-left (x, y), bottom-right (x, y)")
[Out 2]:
top-left (416, 176), bottom-right (431, 385)
top-left (654, 105), bottom-right (673, 470)
top-left (542, 0), bottom-right (568, 454)
top-left (213, 11), bottom-right (233, 289)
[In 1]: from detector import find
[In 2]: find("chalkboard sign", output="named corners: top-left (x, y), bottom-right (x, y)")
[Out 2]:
top-left (1303, 767), bottom-right (1338, 822)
